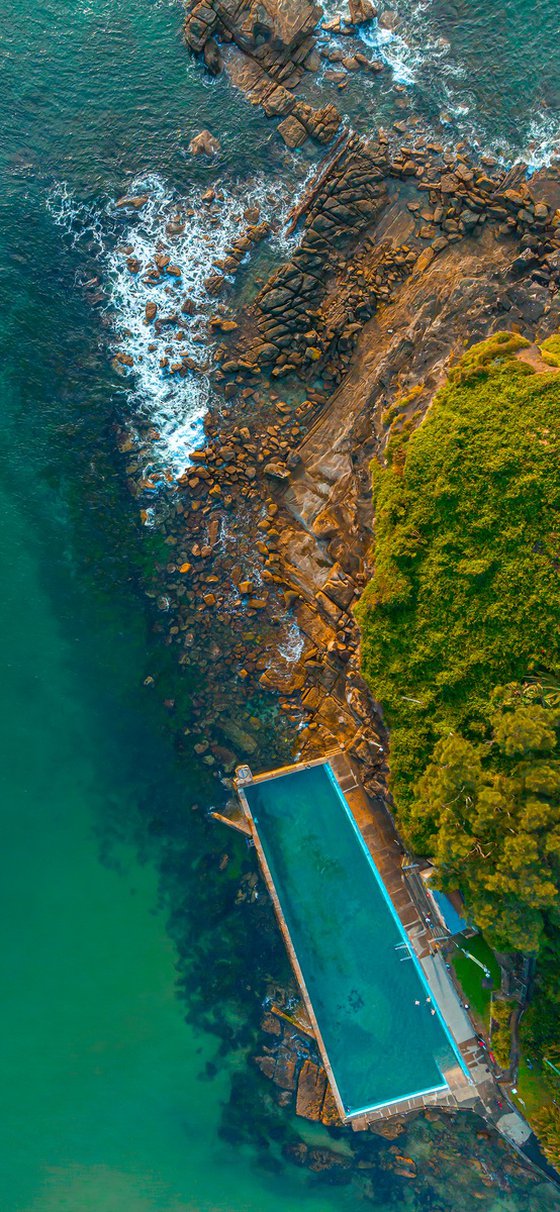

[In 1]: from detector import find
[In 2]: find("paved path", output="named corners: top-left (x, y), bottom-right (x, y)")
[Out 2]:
top-left (420, 954), bottom-right (473, 1045)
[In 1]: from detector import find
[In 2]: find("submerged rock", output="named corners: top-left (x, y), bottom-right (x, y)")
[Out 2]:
top-left (116, 194), bottom-right (148, 209)
top-left (296, 1059), bottom-right (327, 1120)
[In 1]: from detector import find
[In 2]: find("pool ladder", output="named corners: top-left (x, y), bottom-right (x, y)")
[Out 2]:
top-left (395, 942), bottom-right (413, 962)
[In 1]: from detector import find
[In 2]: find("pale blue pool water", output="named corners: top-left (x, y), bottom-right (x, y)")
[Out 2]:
top-left (244, 763), bottom-right (464, 1116)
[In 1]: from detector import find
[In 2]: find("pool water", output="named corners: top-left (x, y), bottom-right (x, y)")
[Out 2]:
top-left (244, 763), bottom-right (464, 1116)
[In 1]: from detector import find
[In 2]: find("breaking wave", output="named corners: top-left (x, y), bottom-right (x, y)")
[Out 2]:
top-left (322, 0), bottom-right (560, 169)
top-left (278, 621), bottom-right (305, 664)
top-left (47, 168), bottom-right (313, 482)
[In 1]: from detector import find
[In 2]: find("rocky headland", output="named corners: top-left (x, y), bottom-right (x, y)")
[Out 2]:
top-left (109, 0), bottom-right (560, 1193)
top-left (133, 120), bottom-right (560, 798)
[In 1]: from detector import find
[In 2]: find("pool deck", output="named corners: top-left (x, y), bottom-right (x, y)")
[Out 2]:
top-left (216, 751), bottom-right (502, 1127)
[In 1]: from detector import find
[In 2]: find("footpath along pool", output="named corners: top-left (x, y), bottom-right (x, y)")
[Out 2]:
top-left (243, 762), bottom-right (467, 1118)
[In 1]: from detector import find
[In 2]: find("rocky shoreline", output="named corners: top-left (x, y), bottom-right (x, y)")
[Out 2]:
top-left (129, 123), bottom-right (560, 804)
top-left (108, 0), bottom-right (560, 1196)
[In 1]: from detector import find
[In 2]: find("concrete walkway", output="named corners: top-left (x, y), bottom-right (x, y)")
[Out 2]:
top-left (420, 954), bottom-right (473, 1045)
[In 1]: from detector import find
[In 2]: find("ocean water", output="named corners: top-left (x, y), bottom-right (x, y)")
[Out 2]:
top-left (323, 0), bottom-right (560, 167)
top-left (2, 0), bottom-right (560, 1209)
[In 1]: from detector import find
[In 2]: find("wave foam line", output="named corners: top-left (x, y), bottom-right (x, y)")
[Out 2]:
top-left (48, 169), bottom-right (313, 481)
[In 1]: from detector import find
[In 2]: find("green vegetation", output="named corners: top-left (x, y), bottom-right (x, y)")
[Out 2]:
top-left (451, 936), bottom-right (500, 1024)
top-left (357, 332), bottom-right (560, 950)
top-left (513, 1055), bottom-right (554, 1120)
top-left (540, 333), bottom-right (560, 368)
top-left (490, 998), bottom-right (515, 1069)
top-left (533, 1104), bottom-right (560, 1169)
top-left (356, 333), bottom-right (560, 1143)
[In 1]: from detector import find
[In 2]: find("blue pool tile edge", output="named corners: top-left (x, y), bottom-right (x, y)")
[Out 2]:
top-left (347, 1081), bottom-right (449, 1120)
top-left (324, 763), bottom-right (471, 1087)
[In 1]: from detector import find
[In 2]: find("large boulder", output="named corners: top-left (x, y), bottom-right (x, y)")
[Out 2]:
top-left (278, 115), bottom-right (308, 148)
top-left (189, 129), bottom-right (221, 156)
top-left (185, 0), bottom-right (322, 57)
top-left (236, 0), bottom-right (323, 52)
top-left (348, 0), bottom-right (376, 23)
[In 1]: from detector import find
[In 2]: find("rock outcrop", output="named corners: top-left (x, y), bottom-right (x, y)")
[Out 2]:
top-left (183, 0), bottom-right (342, 148)
top-left (189, 129), bottom-right (222, 155)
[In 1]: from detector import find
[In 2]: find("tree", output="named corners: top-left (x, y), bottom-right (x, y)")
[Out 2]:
top-left (407, 698), bottom-right (560, 951)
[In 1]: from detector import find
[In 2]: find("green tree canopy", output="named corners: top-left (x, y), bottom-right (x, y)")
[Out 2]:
top-left (356, 333), bottom-right (560, 950)
top-left (409, 699), bottom-right (560, 951)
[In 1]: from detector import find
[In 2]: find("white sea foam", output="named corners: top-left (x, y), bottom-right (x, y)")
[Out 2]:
top-left (278, 621), bottom-right (305, 663)
top-left (321, 0), bottom-right (430, 85)
top-left (522, 112), bottom-right (560, 173)
top-left (46, 182), bottom-right (106, 254)
top-left (48, 169), bottom-right (313, 482)
top-left (321, 0), bottom-right (560, 169)
top-left (362, 22), bottom-right (420, 85)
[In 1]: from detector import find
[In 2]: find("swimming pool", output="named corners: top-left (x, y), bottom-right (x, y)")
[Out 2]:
top-left (243, 762), bottom-right (465, 1117)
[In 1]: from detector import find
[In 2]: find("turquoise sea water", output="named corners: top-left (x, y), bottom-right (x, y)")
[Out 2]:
top-left (2, 0), bottom-right (560, 1209)
top-left (245, 764), bottom-right (460, 1115)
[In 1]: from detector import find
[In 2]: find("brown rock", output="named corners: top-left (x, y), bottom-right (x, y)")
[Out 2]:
top-left (203, 36), bottom-right (222, 75)
top-left (218, 716), bottom-right (258, 755)
top-left (349, 0), bottom-right (376, 22)
top-left (235, 0), bottom-right (322, 54)
top-left (255, 1055), bottom-right (276, 1079)
top-left (264, 460), bottom-right (291, 480)
top-left (277, 115), bottom-right (308, 149)
top-left (145, 301), bottom-right (157, 322)
top-left (312, 507), bottom-right (339, 540)
top-left (369, 1118), bottom-right (406, 1139)
top-left (116, 195), bottom-right (148, 209)
top-left (262, 85), bottom-right (295, 118)
top-left (209, 316), bottom-right (238, 332)
top-left (414, 246), bottom-right (436, 274)
top-left (188, 129), bottom-right (221, 156)
top-left (321, 1084), bottom-right (342, 1126)
top-left (274, 1052), bottom-right (297, 1091)
top-left (302, 102), bottom-right (341, 143)
top-left (308, 1148), bottom-right (348, 1172)
top-left (296, 1060), bottom-right (327, 1121)
top-left (261, 1012), bottom-right (282, 1036)
top-left (204, 273), bottom-right (225, 295)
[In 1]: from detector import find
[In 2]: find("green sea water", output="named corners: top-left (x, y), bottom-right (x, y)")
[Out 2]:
top-left (2, 1), bottom-right (560, 1210)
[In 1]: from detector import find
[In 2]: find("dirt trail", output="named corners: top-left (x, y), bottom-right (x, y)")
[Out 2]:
top-left (515, 344), bottom-right (557, 374)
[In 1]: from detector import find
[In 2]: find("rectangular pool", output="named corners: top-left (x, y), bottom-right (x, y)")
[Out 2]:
top-left (243, 762), bottom-right (464, 1117)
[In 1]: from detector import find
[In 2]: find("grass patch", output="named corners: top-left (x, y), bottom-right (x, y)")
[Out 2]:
top-left (512, 1055), bottom-right (555, 1120)
top-left (539, 333), bottom-right (560, 368)
top-left (451, 935), bottom-right (500, 1024)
